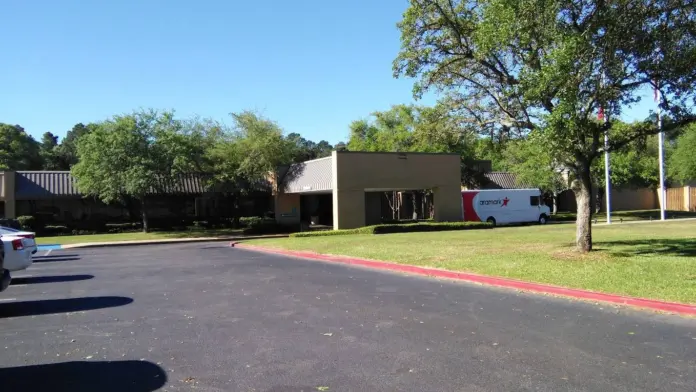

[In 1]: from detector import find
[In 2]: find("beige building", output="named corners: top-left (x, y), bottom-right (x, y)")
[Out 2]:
top-left (274, 151), bottom-right (464, 230)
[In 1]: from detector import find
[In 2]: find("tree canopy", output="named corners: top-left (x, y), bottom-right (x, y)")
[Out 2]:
top-left (394, 0), bottom-right (696, 252)
top-left (72, 110), bottom-right (196, 232)
top-left (0, 124), bottom-right (43, 170)
top-left (669, 123), bottom-right (696, 184)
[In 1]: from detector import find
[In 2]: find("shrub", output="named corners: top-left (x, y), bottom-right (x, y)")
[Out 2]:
top-left (289, 221), bottom-right (491, 238)
top-left (105, 222), bottom-right (141, 233)
top-left (0, 218), bottom-right (21, 230)
top-left (243, 218), bottom-right (296, 235)
top-left (16, 215), bottom-right (38, 231)
top-left (371, 221), bottom-right (491, 234)
top-left (239, 216), bottom-right (263, 228)
top-left (71, 229), bottom-right (98, 235)
top-left (43, 225), bottom-right (71, 236)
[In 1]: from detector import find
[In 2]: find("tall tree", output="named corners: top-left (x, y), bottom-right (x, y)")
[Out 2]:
top-left (201, 111), bottom-right (296, 225)
top-left (394, 0), bottom-right (696, 252)
top-left (285, 132), bottom-right (334, 162)
top-left (669, 123), bottom-right (696, 184)
top-left (39, 132), bottom-right (63, 170)
top-left (0, 124), bottom-right (42, 170)
top-left (55, 123), bottom-right (98, 169)
top-left (72, 110), bottom-right (194, 232)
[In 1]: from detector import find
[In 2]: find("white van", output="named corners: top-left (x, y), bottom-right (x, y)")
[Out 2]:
top-left (462, 189), bottom-right (551, 226)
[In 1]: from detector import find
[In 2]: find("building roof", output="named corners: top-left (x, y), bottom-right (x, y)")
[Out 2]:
top-left (482, 172), bottom-right (530, 189)
top-left (13, 171), bottom-right (270, 199)
top-left (280, 156), bottom-right (333, 193)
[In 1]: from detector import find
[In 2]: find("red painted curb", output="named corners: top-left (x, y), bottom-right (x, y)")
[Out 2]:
top-left (233, 243), bottom-right (696, 316)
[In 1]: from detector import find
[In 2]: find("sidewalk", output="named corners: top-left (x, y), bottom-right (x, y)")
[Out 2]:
top-left (40, 234), bottom-right (288, 250)
top-left (595, 217), bottom-right (696, 226)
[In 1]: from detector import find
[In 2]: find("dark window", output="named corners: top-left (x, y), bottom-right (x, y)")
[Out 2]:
top-left (530, 196), bottom-right (540, 206)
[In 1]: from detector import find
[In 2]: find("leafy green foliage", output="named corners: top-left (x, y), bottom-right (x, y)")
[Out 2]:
top-left (201, 111), bottom-right (296, 193)
top-left (290, 221), bottom-right (491, 237)
top-left (71, 110), bottom-right (199, 231)
top-left (669, 124), bottom-right (696, 183)
top-left (286, 133), bottom-right (333, 162)
top-left (394, 0), bottom-right (696, 251)
top-left (16, 215), bottom-right (37, 231)
top-left (0, 124), bottom-right (42, 170)
top-left (347, 104), bottom-right (483, 185)
top-left (53, 123), bottom-right (98, 169)
top-left (503, 133), bottom-right (567, 194)
top-left (38, 132), bottom-right (63, 170)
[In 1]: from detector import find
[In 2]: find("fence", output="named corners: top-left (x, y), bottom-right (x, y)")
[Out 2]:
top-left (664, 186), bottom-right (695, 212)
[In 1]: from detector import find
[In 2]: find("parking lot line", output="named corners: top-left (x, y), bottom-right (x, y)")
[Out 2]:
top-left (0, 298), bottom-right (17, 302)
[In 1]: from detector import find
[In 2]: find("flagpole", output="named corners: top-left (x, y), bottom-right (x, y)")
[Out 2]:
top-left (600, 70), bottom-right (611, 224)
top-left (656, 89), bottom-right (667, 220)
top-left (604, 128), bottom-right (612, 224)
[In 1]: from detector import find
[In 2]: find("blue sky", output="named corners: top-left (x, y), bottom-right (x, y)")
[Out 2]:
top-left (1, 0), bottom-right (657, 145)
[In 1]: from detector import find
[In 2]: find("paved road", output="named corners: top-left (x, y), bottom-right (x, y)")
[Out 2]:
top-left (1, 243), bottom-right (695, 392)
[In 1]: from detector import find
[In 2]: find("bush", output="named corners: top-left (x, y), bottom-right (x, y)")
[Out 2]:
top-left (43, 225), bottom-right (71, 236)
top-left (105, 222), bottom-right (142, 233)
top-left (290, 221), bottom-right (492, 238)
top-left (239, 216), bottom-right (263, 228)
top-left (0, 218), bottom-right (21, 230)
top-left (16, 216), bottom-right (38, 231)
top-left (243, 218), bottom-right (296, 235)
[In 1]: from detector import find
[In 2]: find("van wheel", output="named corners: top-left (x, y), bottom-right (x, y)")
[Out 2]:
top-left (486, 217), bottom-right (496, 226)
top-left (539, 214), bottom-right (548, 225)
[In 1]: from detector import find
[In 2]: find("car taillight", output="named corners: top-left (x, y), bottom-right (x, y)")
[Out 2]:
top-left (19, 234), bottom-right (35, 240)
top-left (12, 239), bottom-right (24, 250)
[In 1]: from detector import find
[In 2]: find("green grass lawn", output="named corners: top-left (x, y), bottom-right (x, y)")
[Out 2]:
top-left (37, 228), bottom-right (245, 245)
top-left (249, 221), bottom-right (696, 304)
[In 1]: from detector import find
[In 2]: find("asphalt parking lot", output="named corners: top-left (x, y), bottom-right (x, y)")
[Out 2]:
top-left (1, 242), bottom-right (696, 392)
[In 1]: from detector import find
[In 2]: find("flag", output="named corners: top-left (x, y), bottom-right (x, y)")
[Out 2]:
top-left (598, 105), bottom-right (605, 121)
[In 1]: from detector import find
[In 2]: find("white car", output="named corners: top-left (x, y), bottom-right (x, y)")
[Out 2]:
top-left (0, 235), bottom-right (34, 292)
top-left (0, 226), bottom-right (38, 254)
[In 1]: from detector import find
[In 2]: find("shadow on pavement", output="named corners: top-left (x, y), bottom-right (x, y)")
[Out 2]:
top-left (0, 360), bottom-right (166, 392)
top-left (32, 256), bottom-right (81, 263)
top-left (0, 296), bottom-right (133, 318)
top-left (11, 274), bottom-right (94, 285)
top-left (35, 253), bottom-right (80, 258)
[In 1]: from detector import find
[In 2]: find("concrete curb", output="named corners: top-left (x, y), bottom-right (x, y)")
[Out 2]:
top-left (233, 243), bottom-right (696, 316)
top-left (57, 235), bottom-right (289, 249)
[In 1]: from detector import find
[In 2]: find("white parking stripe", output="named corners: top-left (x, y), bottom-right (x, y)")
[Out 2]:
top-left (0, 298), bottom-right (17, 302)
top-left (44, 249), bottom-right (52, 257)
top-left (10, 284), bottom-right (27, 288)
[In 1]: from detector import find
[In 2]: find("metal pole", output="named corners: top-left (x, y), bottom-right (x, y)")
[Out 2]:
top-left (604, 130), bottom-right (612, 224)
top-left (657, 106), bottom-right (667, 220)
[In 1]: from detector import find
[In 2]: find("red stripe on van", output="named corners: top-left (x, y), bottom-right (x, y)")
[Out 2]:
top-left (462, 192), bottom-right (481, 222)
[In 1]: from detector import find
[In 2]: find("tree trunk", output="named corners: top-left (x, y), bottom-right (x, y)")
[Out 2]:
top-left (595, 187), bottom-right (604, 214)
top-left (572, 167), bottom-right (593, 252)
top-left (141, 198), bottom-right (149, 233)
top-left (412, 191), bottom-right (418, 220)
top-left (551, 191), bottom-right (558, 215)
top-left (231, 192), bottom-right (240, 228)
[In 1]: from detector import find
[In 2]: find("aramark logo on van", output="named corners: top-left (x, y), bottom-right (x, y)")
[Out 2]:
top-left (479, 197), bottom-right (510, 207)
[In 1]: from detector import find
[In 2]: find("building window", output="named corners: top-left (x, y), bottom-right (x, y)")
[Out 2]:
top-left (530, 196), bottom-right (540, 206)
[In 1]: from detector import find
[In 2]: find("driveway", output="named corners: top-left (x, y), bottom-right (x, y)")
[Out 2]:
top-left (1, 243), bottom-right (695, 391)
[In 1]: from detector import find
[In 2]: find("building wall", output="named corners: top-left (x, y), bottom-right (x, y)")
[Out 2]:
top-left (0, 171), bottom-right (16, 218)
top-left (332, 151), bottom-right (462, 229)
top-left (275, 193), bottom-right (301, 226)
